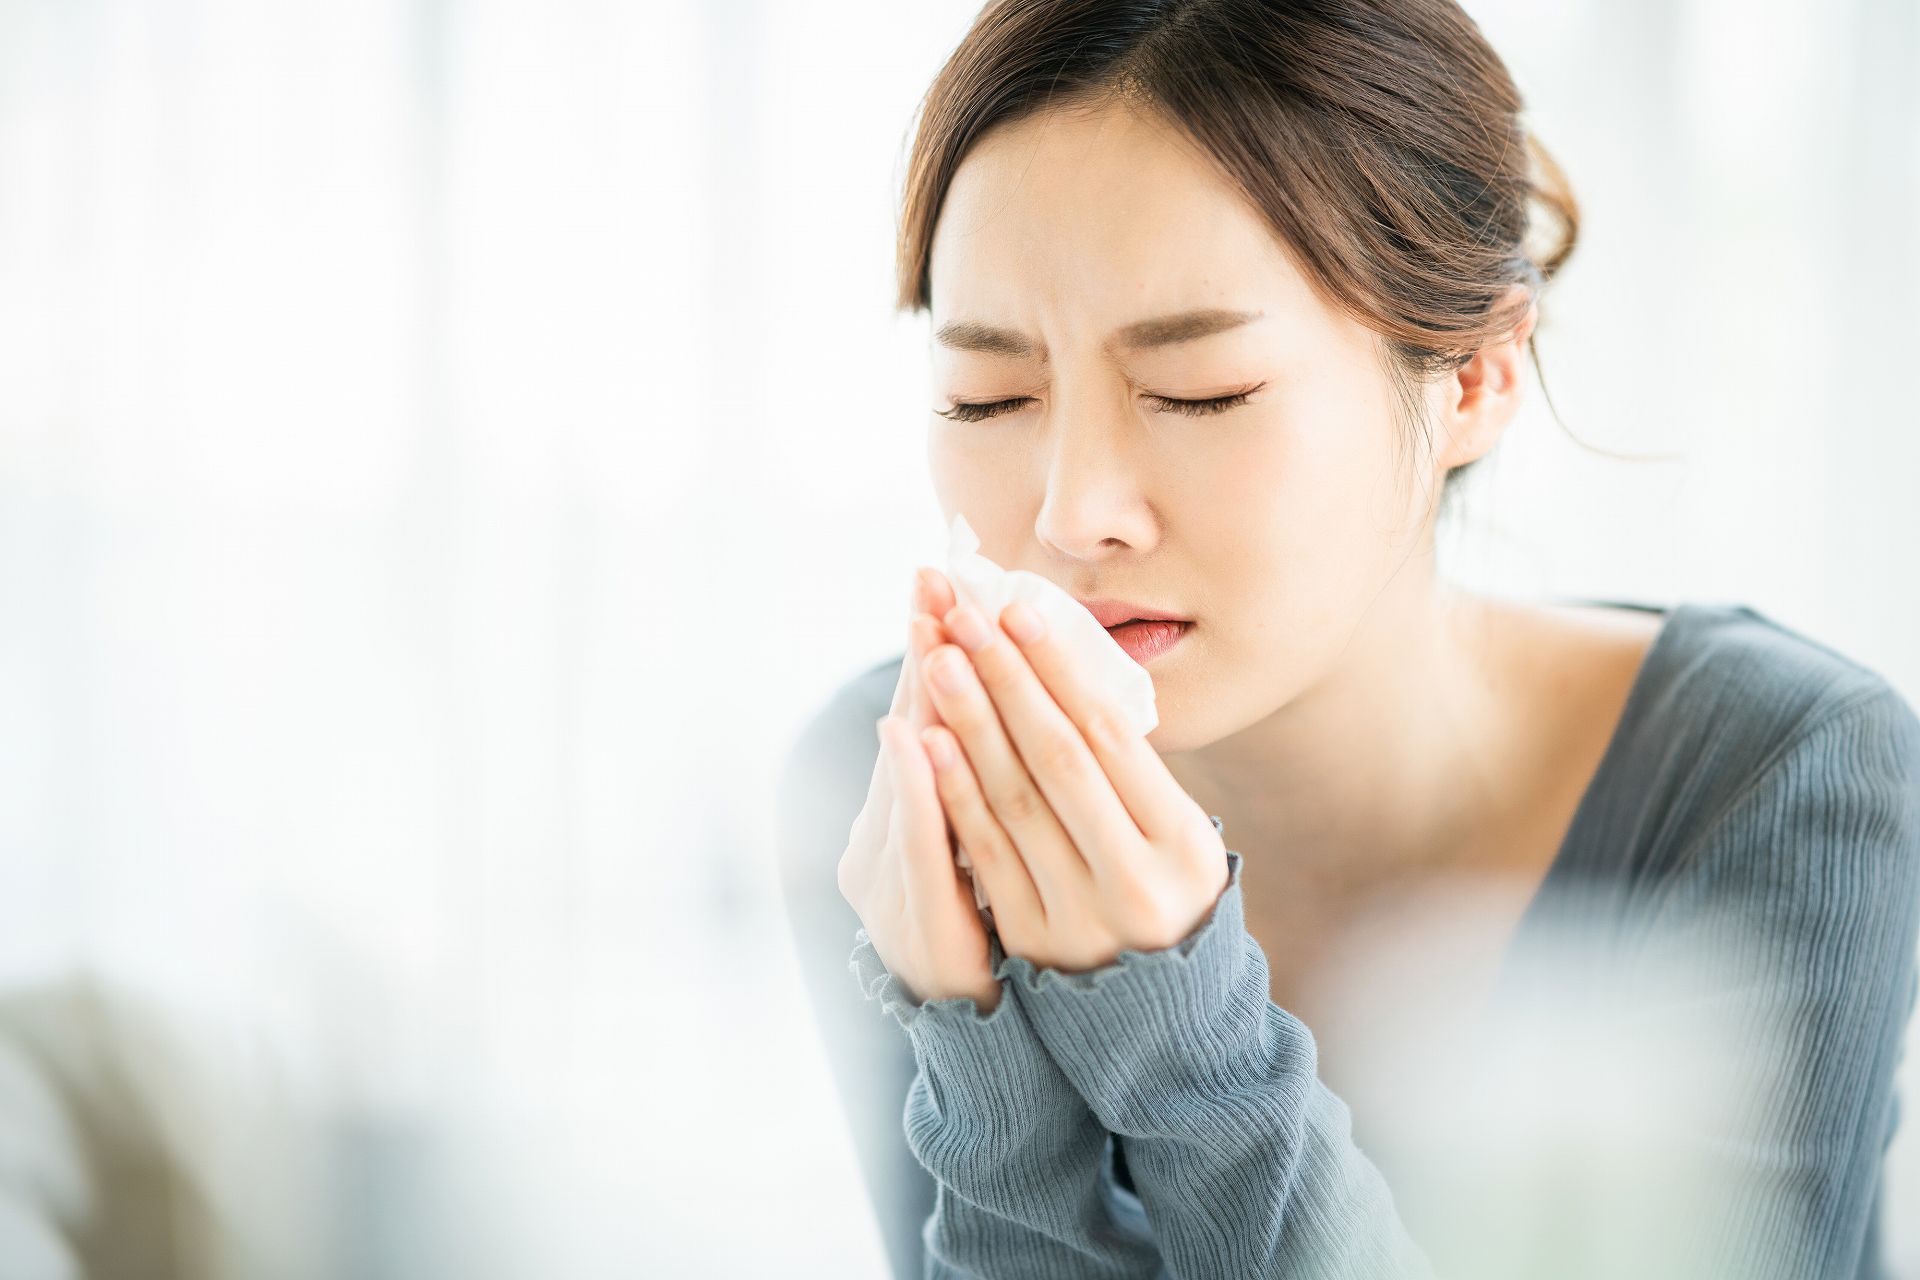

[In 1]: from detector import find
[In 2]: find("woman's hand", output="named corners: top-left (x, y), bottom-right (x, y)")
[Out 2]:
top-left (836, 569), bottom-right (1002, 1012)
top-left (912, 576), bottom-right (1230, 974)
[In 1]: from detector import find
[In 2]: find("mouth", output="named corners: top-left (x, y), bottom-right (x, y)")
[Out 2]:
top-left (1103, 618), bottom-right (1191, 664)
top-left (1076, 597), bottom-right (1189, 628)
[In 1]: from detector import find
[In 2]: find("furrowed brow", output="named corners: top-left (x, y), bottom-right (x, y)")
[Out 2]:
top-left (932, 308), bottom-right (1264, 361)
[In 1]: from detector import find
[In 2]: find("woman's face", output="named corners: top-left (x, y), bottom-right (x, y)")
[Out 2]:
top-left (925, 98), bottom-right (1450, 754)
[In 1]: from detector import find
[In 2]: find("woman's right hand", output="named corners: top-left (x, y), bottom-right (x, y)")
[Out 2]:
top-left (837, 568), bottom-right (1001, 1013)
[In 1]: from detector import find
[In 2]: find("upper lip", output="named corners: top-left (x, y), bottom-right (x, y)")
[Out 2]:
top-left (1074, 597), bottom-right (1192, 629)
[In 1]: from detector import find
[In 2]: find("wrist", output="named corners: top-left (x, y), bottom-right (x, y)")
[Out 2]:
top-left (997, 852), bottom-right (1293, 1125)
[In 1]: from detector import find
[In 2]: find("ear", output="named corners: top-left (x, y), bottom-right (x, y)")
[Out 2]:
top-left (1430, 286), bottom-right (1537, 472)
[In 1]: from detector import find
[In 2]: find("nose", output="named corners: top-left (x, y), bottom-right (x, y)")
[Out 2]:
top-left (1031, 403), bottom-right (1158, 562)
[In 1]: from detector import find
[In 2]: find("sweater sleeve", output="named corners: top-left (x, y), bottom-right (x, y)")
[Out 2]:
top-left (998, 685), bottom-right (1920, 1280)
top-left (849, 926), bottom-right (1167, 1280)
top-left (997, 826), bottom-right (1436, 1280)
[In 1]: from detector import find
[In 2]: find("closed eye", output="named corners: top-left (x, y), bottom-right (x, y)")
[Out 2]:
top-left (935, 384), bottom-right (1265, 424)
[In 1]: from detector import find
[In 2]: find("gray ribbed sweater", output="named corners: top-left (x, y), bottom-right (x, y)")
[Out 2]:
top-left (777, 601), bottom-right (1920, 1278)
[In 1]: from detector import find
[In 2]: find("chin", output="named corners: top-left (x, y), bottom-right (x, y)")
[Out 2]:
top-left (1143, 715), bottom-right (1205, 757)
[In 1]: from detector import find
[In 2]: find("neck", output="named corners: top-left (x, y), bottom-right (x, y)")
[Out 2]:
top-left (1163, 570), bottom-right (1515, 895)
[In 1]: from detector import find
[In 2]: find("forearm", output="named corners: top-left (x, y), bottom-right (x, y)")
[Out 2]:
top-left (851, 929), bottom-right (1165, 1280)
top-left (1002, 850), bottom-right (1434, 1279)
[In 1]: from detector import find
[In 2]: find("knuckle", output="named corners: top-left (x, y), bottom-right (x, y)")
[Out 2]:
top-left (999, 784), bottom-right (1045, 826)
top-left (1032, 728), bottom-right (1087, 780)
top-left (956, 834), bottom-right (990, 870)
top-left (942, 691), bottom-right (985, 731)
top-left (976, 827), bottom-right (1016, 868)
top-left (1083, 703), bottom-right (1131, 754)
top-left (932, 743), bottom-right (970, 795)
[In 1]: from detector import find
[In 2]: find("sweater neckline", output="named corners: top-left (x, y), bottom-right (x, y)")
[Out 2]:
top-left (1499, 597), bottom-right (1697, 953)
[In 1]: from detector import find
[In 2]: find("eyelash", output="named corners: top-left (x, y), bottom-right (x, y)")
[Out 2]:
top-left (936, 385), bottom-right (1265, 424)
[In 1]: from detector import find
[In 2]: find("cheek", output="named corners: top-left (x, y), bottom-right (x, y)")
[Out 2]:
top-left (1189, 410), bottom-right (1366, 564)
top-left (1186, 421), bottom-right (1403, 641)
top-left (926, 427), bottom-right (1006, 511)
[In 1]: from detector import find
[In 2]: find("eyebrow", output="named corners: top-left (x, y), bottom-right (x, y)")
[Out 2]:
top-left (932, 308), bottom-right (1265, 361)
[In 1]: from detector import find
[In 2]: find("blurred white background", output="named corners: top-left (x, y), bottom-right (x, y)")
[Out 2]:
top-left (0, 0), bottom-right (1915, 1275)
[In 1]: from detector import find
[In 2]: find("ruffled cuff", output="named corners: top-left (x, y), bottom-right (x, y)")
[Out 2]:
top-left (994, 847), bottom-right (1252, 1001)
top-left (995, 815), bottom-right (1244, 1006)
top-left (849, 928), bottom-right (1012, 1032)
top-left (999, 822), bottom-right (1305, 1133)
top-left (848, 928), bottom-right (1088, 1140)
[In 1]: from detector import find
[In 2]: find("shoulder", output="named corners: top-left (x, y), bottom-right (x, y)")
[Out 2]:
top-left (1644, 601), bottom-right (1914, 765)
top-left (773, 652), bottom-right (908, 890)
top-left (1631, 602), bottom-right (1920, 924)
top-left (780, 652), bottom-right (906, 780)
top-left (1600, 602), bottom-right (1915, 815)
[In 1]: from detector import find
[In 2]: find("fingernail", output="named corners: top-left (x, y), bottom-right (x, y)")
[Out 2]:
top-left (924, 729), bottom-right (956, 770)
top-left (1002, 601), bottom-right (1044, 645)
top-left (945, 604), bottom-right (991, 652)
top-left (923, 614), bottom-right (945, 643)
top-left (931, 648), bottom-right (968, 693)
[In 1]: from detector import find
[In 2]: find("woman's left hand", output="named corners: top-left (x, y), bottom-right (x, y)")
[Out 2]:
top-left (912, 571), bottom-right (1231, 974)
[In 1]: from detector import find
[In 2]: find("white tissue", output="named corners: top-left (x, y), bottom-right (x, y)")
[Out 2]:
top-left (935, 512), bottom-right (1161, 916)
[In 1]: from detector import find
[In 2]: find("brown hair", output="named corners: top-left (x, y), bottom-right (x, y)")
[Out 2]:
top-left (894, 0), bottom-right (1582, 509)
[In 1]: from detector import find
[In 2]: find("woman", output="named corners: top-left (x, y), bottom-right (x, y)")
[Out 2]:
top-left (776, 2), bottom-right (1920, 1276)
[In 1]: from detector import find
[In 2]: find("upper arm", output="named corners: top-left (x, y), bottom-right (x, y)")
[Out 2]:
top-left (1625, 682), bottom-right (1920, 1276)
top-left (773, 662), bottom-right (932, 1280)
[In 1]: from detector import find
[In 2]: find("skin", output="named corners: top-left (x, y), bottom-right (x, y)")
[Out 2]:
top-left (842, 93), bottom-right (1573, 1012)
top-left (841, 573), bottom-right (1232, 1012)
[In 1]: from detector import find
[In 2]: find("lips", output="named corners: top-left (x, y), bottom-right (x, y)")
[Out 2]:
top-left (1103, 618), bottom-right (1190, 664)
top-left (1074, 597), bottom-right (1191, 629)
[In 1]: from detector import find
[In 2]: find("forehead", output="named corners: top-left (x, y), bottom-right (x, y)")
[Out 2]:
top-left (927, 100), bottom-right (1316, 328)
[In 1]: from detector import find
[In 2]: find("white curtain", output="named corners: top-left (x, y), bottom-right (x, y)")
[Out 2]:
top-left (0, 0), bottom-right (1913, 1275)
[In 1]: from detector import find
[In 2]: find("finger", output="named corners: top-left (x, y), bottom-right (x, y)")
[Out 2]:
top-left (940, 600), bottom-right (1151, 881)
top-left (921, 720), bottom-right (1044, 940)
top-left (906, 615), bottom-right (945, 730)
top-left (918, 637), bottom-right (1091, 912)
top-left (918, 566), bottom-right (957, 621)
top-left (881, 713), bottom-right (976, 922)
top-left (867, 716), bottom-right (905, 914)
top-left (908, 613), bottom-right (982, 895)
top-left (889, 579), bottom-right (928, 719)
top-left (868, 581), bottom-right (948, 903)
top-left (996, 600), bottom-right (1196, 847)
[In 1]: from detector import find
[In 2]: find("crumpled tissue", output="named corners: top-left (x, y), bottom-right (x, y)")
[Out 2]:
top-left (933, 512), bottom-right (1160, 915)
